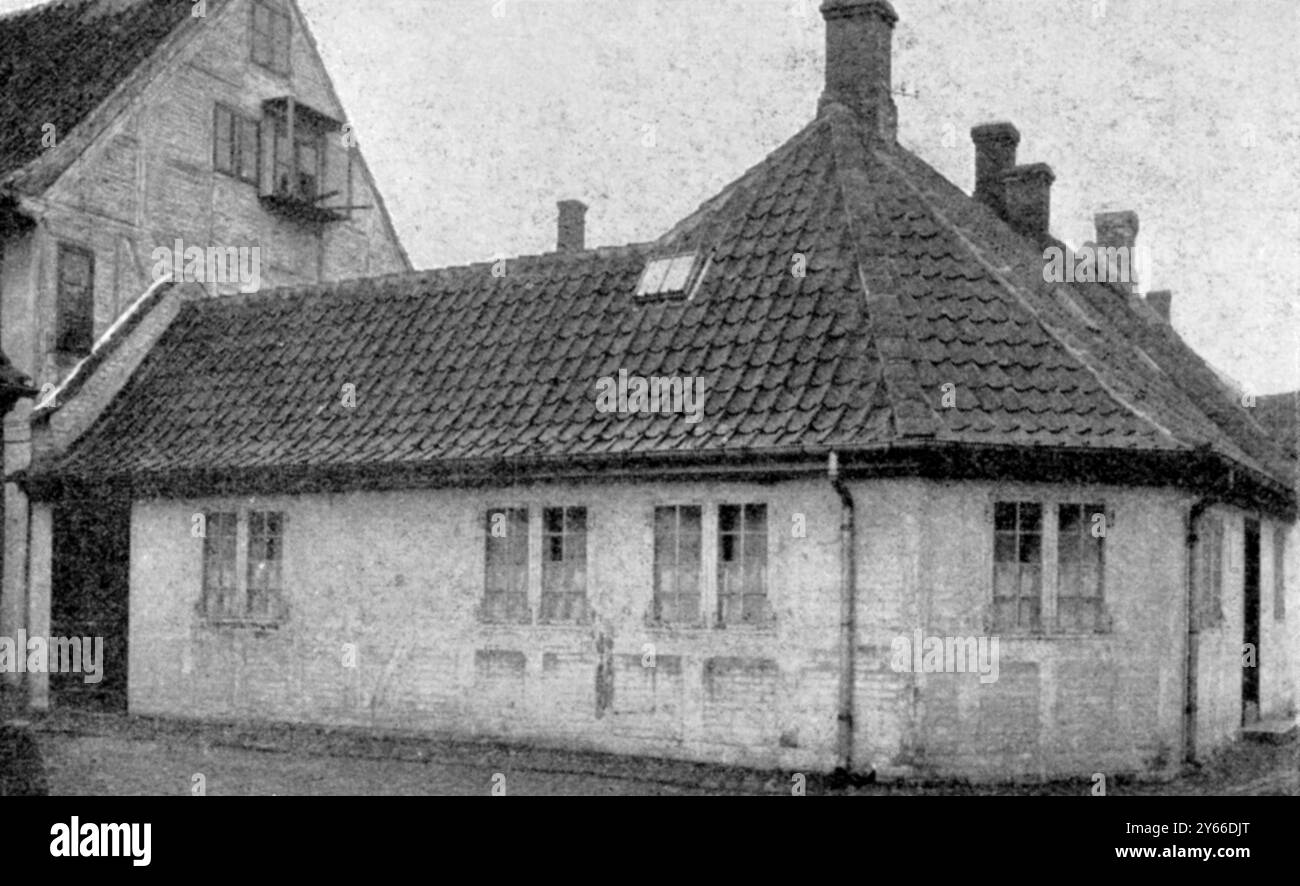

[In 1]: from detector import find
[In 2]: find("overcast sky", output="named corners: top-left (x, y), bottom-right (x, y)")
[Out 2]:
top-left (5, 0), bottom-right (1297, 393)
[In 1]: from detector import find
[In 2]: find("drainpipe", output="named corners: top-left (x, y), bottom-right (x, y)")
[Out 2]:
top-left (1183, 497), bottom-right (1208, 767)
top-left (829, 451), bottom-right (856, 776)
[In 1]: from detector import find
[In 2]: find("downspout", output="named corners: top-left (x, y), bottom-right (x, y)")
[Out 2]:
top-left (1183, 496), bottom-right (1210, 768)
top-left (829, 451), bottom-right (856, 776)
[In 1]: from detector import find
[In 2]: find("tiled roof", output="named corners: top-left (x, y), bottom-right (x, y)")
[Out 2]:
top-left (41, 102), bottom-right (1297, 506)
top-left (0, 0), bottom-right (195, 184)
top-left (1257, 392), bottom-right (1299, 462)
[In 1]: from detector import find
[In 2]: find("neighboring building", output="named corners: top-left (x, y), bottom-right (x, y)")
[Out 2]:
top-left (1256, 389), bottom-right (1300, 736)
top-left (0, 0), bottom-right (409, 706)
top-left (9, 0), bottom-right (1297, 779)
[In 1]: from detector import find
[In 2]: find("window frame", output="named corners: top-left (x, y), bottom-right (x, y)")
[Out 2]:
top-left (539, 506), bottom-right (590, 624)
top-left (200, 509), bottom-right (287, 628)
top-left (55, 242), bottom-right (95, 358)
top-left (991, 501), bottom-right (1044, 634)
top-left (267, 105), bottom-right (327, 203)
top-left (250, 0), bottom-right (292, 74)
top-left (651, 504), bottom-right (704, 627)
top-left (988, 496), bottom-right (1114, 636)
top-left (635, 251), bottom-right (711, 301)
top-left (1055, 502), bottom-right (1108, 633)
top-left (482, 506), bottom-right (531, 624)
top-left (716, 502), bottom-right (771, 628)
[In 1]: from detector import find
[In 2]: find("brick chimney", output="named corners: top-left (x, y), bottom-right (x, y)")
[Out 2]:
top-left (1002, 163), bottom-right (1055, 239)
top-left (1146, 289), bottom-right (1172, 323)
top-left (1095, 210), bottom-right (1140, 292)
top-left (556, 199), bottom-right (587, 253)
top-left (971, 122), bottom-right (1019, 221)
top-left (819, 0), bottom-right (898, 141)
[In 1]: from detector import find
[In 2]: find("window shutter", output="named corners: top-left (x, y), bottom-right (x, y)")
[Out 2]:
top-left (258, 116), bottom-right (275, 197)
top-left (322, 137), bottom-right (352, 216)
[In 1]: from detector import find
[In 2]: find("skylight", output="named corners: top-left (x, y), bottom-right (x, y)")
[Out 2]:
top-left (636, 252), bottom-right (700, 298)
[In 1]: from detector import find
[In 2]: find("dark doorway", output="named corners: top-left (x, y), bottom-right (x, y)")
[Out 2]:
top-left (50, 497), bottom-right (131, 711)
top-left (1242, 519), bottom-right (1261, 725)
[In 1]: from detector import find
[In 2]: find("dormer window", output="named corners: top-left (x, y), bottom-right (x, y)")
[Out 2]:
top-left (259, 98), bottom-right (352, 223)
top-left (636, 251), bottom-right (707, 299)
top-left (251, 0), bottom-right (291, 74)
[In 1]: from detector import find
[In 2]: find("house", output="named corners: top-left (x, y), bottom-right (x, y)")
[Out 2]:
top-left (0, 0), bottom-right (409, 707)
top-left (8, 0), bottom-right (1297, 779)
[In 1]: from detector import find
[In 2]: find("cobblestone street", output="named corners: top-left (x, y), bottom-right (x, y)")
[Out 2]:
top-left (25, 712), bottom-right (1300, 797)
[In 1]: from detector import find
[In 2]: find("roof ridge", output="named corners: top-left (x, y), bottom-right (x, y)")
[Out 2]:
top-left (825, 104), bottom-right (940, 439)
top-left (656, 114), bottom-right (834, 247)
top-left (182, 241), bottom-right (657, 308)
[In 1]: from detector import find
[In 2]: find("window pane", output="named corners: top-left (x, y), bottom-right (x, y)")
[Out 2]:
top-left (744, 503), bottom-right (766, 533)
top-left (994, 532), bottom-right (1016, 564)
top-left (661, 254), bottom-right (694, 293)
top-left (994, 502), bottom-right (1017, 531)
top-left (1018, 530), bottom-right (1041, 565)
top-left (678, 509), bottom-right (701, 573)
top-left (1018, 503), bottom-right (1042, 533)
top-left (719, 504), bottom-right (740, 533)
top-left (214, 106), bottom-right (234, 172)
top-left (637, 259), bottom-right (672, 296)
top-left (544, 507), bottom-right (564, 534)
top-left (296, 138), bottom-right (319, 198)
top-left (1019, 564), bottom-right (1041, 599)
top-left (238, 118), bottom-right (259, 182)
top-left (203, 513), bottom-right (238, 618)
top-left (743, 532), bottom-right (767, 593)
top-left (566, 508), bottom-right (587, 534)
top-left (1058, 503), bottom-right (1081, 536)
top-left (541, 507), bottom-right (586, 619)
top-left (1058, 558), bottom-right (1081, 599)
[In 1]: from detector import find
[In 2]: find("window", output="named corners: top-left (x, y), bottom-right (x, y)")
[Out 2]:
top-left (483, 508), bottom-right (529, 623)
top-left (993, 502), bottom-right (1042, 632)
top-left (201, 513), bottom-right (239, 620)
top-left (246, 512), bottom-right (283, 621)
top-left (1195, 516), bottom-right (1225, 629)
top-left (201, 511), bottom-right (286, 625)
top-left (1273, 525), bottom-right (1286, 620)
top-left (652, 505), bottom-right (702, 625)
top-left (269, 108), bottom-right (326, 202)
top-left (540, 507), bottom-right (588, 623)
top-left (55, 243), bottom-right (94, 356)
top-left (213, 104), bottom-right (260, 184)
top-left (251, 0), bottom-right (291, 73)
top-left (717, 504), bottom-right (769, 626)
top-left (636, 252), bottom-right (703, 298)
top-left (1057, 503), bottom-right (1106, 631)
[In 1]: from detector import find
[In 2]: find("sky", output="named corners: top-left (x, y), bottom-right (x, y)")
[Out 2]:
top-left (4, 0), bottom-right (1298, 393)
